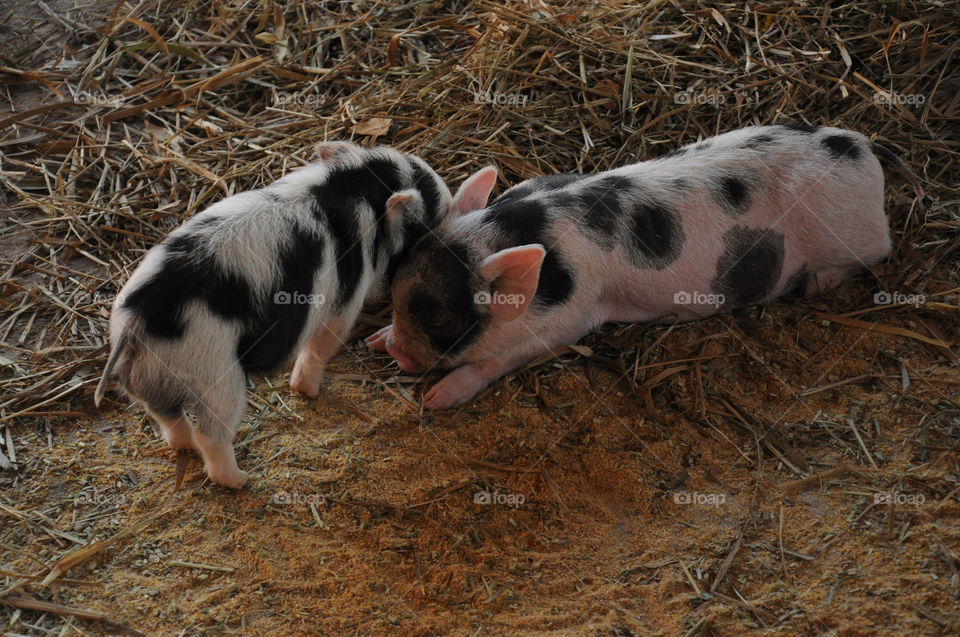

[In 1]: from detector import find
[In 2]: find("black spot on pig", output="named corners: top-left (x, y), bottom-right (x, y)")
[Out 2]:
top-left (313, 157), bottom-right (403, 281)
top-left (125, 233), bottom-right (255, 340)
top-left (713, 176), bottom-right (751, 216)
top-left (383, 158), bottom-right (447, 284)
top-left (238, 227), bottom-right (326, 374)
top-left (627, 198), bottom-right (684, 269)
top-left (537, 252), bottom-right (575, 307)
top-left (482, 198), bottom-right (576, 307)
top-left (408, 157), bottom-right (445, 228)
top-left (740, 133), bottom-right (776, 149)
top-left (484, 197), bottom-right (548, 243)
top-left (780, 123), bottom-right (819, 134)
top-left (672, 177), bottom-right (690, 190)
top-left (495, 174), bottom-right (583, 205)
top-left (311, 157), bottom-right (403, 305)
top-left (694, 142), bottom-right (711, 152)
top-left (398, 237), bottom-right (486, 357)
top-left (783, 264), bottom-right (809, 299)
top-left (577, 175), bottom-right (632, 242)
top-left (712, 226), bottom-right (785, 306)
top-left (821, 134), bottom-right (861, 162)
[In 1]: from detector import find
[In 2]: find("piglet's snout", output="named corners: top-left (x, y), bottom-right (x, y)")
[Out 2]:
top-left (385, 337), bottom-right (424, 373)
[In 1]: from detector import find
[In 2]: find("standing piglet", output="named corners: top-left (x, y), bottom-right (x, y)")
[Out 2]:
top-left (368, 125), bottom-right (923, 409)
top-left (96, 142), bottom-right (498, 487)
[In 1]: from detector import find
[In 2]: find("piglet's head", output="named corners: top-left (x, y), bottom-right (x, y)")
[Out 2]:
top-left (385, 170), bottom-right (546, 372)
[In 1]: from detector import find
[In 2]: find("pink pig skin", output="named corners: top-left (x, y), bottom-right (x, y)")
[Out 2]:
top-left (370, 125), bottom-right (923, 409)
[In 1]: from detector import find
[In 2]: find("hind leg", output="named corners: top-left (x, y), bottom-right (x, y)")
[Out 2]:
top-left (804, 264), bottom-right (863, 298)
top-left (193, 367), bottom-right (249, 489)
top-left (146, 407), bottom-right (193, 449)
top-left (290, 315), bottom-right (348, 398)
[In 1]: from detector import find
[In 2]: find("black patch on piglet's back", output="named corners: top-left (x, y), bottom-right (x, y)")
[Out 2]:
top-left (482, 198), bottom-right (575, 307)
top-left (821, 134), bottom-right (861, 162)
top-left (712, 226), bottom-right (785, 306)
top-left (627, 196), bottom-right (684, 270)
top-left (494, 174), bottom-right (583, 206)
top-left (740, 133), bottom-right (776, 149)
top-left (577, 175), bottom-right (631, 244)
top-left (713, 175), bottom-right (751, 216)
top-left (237, 226), bottom-right (325, 374)
top-left (124, 232), bottom-right (255, 340)
top-left (312, 157), bottom-right (403, 300)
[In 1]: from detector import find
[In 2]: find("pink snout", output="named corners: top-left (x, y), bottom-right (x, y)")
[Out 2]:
top-left (385, 336), bottom-right (425, 373)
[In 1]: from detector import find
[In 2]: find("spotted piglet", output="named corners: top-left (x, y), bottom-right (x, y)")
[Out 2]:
top-left (368, 124), bottom-right (923, 409)
top-left (96, 142), bottom-right (498, 487)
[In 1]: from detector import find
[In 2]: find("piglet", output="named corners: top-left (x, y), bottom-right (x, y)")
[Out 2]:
top-left (95, 141), bottom-right (498, 487)
top-left (368, 125), bottom-right (923, 409)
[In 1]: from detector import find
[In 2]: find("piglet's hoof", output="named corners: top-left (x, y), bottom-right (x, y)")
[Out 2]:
top-left (206, 467), bottom-right (249, 490)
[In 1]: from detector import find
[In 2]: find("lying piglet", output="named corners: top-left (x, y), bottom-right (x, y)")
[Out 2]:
top-left (368, 125), bottom-right (923, 409)
top-left (95, 141), bottom-right (498, 487)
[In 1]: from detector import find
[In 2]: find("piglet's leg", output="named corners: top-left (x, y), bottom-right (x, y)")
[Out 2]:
top-left (424, 316), bottom-right (601, 410)
top-left (423, 357), bottom-right (508, 410)
top-left (193, 367), bottom-right (248, 489)
top-left (147, 407), bottom-right (193, 450)
top-left (364, 324), bottom-right (392, 352)
top-left (291, 316), bottom-right (347, 398)
top-left (804, 265), bottom-right (860, 298)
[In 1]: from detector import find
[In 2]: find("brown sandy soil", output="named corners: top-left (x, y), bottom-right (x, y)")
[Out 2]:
top-left (1, 1), bottom-right (959, 635)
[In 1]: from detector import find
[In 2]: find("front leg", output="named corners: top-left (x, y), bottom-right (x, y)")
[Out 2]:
top-left (423, 321), bottom-right (594, 409)
top-left (364, 323), bottom-right (392, 352)
top-left (423, 357), bottom-right (508, 410)
top-left (290, 316), bottom-right (348, 398)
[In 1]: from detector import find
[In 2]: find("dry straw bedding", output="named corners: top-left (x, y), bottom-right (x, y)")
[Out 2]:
top-left (0, 0), bottom-right (958, 635)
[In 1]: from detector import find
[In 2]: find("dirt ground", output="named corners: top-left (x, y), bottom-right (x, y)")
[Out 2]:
top-left (2, 1), bottom-right (959, 635)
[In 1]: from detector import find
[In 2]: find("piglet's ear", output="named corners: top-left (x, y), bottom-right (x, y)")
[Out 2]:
top-left (478, 244), bottom-right (545, 321)
top-left (313, 141), bottom-right (361, 162)
top-left (386, 189), bottom-right (423, 224)
top-left (450, 165), bottom-right (498, 216)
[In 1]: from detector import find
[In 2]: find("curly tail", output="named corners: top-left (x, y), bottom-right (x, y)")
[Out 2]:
top-left (94, 333), bottom-right (127, 407)
top-left (871, 142), bottom-right (925, 199)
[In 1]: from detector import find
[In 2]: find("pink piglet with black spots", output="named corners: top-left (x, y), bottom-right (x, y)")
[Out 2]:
top-left (368, 125), bottom-right (924, 409)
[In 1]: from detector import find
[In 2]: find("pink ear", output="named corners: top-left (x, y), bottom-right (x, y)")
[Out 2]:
top-left (314, 141), bottom-right (360, 162)
top-left (386, 189), bottom-right (421, 222)
top-left (477, 244), bottom-right (545, 321)
top-left (450, 166), bottom-right (498, 215)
